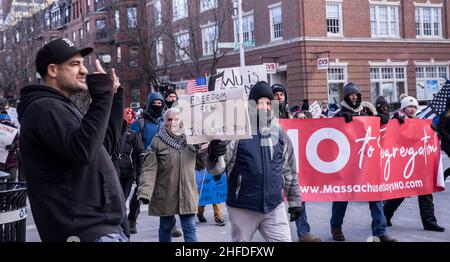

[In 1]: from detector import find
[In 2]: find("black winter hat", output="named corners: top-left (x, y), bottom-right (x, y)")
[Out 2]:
top-left (36, 38), bottom-right (93, 77)
top-left (271, 84), bottom-right (286, 95)
top-left (165, 88), bottom-right (177, 98)
top-left (375, 96), bottom-right (389, 108)
top-left (249, 81), bottom-right (274, 101)
top-left (343, 82), bottom-right (361, 97)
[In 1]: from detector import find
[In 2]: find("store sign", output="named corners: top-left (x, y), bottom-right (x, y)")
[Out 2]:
top-left (317, 57), bottom-right (329, 70)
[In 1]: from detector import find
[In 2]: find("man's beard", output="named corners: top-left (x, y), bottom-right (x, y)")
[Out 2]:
top-left (59, 80), bottom-right (87, 97)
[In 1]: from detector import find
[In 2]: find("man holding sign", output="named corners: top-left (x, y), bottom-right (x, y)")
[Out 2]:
top-left (207, 81), bottom-right (302, 242)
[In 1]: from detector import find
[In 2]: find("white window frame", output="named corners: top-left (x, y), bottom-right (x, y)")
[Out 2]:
top-left (173, 0), bottom-right (188, 21)
top-left (233, 11), bottom-right (255, 47)
top-left (85, 21), bottom-right (90, 32)
top-left (369, 60), bottom-right (408, 103)
top-left (415, 4), bottom-right (442, 38)
top-left (327, 60), bottom-right (348, 110)
top-left (72, 31), bottom-right (76, 42)
top-left (156, 38), bottom-right (164, 66)
top-left (414, 60), bottom-right (450, 100)
top-left (79, 28), bottom-right (83, 39)
top-left (127, 7), bottom-right (137, 29)
top-left (269, 3), bottom-right (282, 41)
top-left (326, 0), bottom-right (343, 36)
top-left (115, 9), bottom-right (120, 31)
top-left (370, 3), bottom-right (400, 37)
top-left (175, 31), bottom-right (190, 61)
top-left (200, 0), bottom-right (217, 12)
top-left (202, 23), bottom-right (218, 56)
top-left (116, 46), bottom-right (122, 64)
top-left (154, 0), bottom-right (162, 26)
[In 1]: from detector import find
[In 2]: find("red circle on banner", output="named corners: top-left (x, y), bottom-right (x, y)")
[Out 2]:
top-left (317, 139), bottom-right (339, 162)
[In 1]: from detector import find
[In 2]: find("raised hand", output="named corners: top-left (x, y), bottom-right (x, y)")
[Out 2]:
top-left (93, 59), bottom-right (107, 75)
top-left (111, 68), bottom-right (121, 94)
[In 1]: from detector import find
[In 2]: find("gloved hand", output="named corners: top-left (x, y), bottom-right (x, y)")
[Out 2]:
top-left (138, 198), bottom-right (149, 205)
top-left (288, 205), bottom-right (305, 222)
top-left (208, 140), bottom-right (227, 162)
top-left (379, 114), bottom-right (390, 125)
top-left (393, 114), bottom-right (405, 124)
top-left (342, 112), bottom-right (353, 123)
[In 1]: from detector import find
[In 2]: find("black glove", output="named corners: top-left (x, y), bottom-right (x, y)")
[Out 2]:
top-left (393, 114), bottom-right (405, 124)
top-left (288, 205), bottom-right (305, 222)
top-left (138, 198), bottom-right (149, 205)
top-left (342, 112), bottom-right (353, 123)
top-left (208, 140), bottom-right (227, 162)
top-left (5, 143), bottom-right (16, 152)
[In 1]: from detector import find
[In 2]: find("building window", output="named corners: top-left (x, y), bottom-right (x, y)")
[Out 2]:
top-left (45, 13), bottom-right (50, 27)
top-left (72, 31), bottom-right (76, 42)
top-left (15, 31), bottom-right (19, 43)
top-left (116, 46), bottom-right (121, 64)
top-left (326, 2), bottom-right (343, 36)
top-left (202, 24), bottom-right (218, 56)
top-left (175, 32), bottom-right (189, 61)
top-left (269, 5), bottom-right (282, 41)
top-left (370, 4), bottom-right (399, 37)
top-left (415, 7), bottom-right (442, 37)
top-left (128, 45), bottom-right (139, 68)
top-left (156, 39), bottom-right (164, 66)
top-left (173, 0), bottom-right (188, 21)
top-left (327, 67), bottom-right (347, 112)
top-left (233, 14), bottom-right (254, 46)
top-left (79, 28), bottom-right (83, 39)
top-left (115, 9), bottom-right (120, 31)
top-left (155, 0), bottom-right (162, 26)
top-left (127, 7), bottom-right (137, 29)
top-left (86, 0), bottom-right (90, 14)
top-left (416, 65), bottom-right (449, 100)
top-left (200, 0), bottom-right (217, 12)
top-left (51, 5), bottom-right (61, 28)
top-left (95, 19), bottom-right (106, 40)
top-left (370, 66), bottom-right (406, 103)
top-left (130, 83), bottom-right (141, 102)
top-left (85, 21), bottom-right (90, 32)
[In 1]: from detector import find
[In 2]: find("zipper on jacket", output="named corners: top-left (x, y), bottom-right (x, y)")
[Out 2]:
top-left (235, 175), bottom-right (242, 200)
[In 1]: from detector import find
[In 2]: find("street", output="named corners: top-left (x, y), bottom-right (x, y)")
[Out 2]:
top-left (25, 181), bottom-right (450, 242)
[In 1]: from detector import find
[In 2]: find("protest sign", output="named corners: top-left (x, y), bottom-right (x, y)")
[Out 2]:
top-left (196, 169), bottom-right (227, 206)
top-left (216, 64), bottom-right (268, 94)
top-left (0, 123), bottom-right (18, 163)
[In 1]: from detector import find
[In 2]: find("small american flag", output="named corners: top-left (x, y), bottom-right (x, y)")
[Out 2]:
top-left (187, 77), bottom-right (208, 95)
top-left (419, 78), bottom-right (450, 119)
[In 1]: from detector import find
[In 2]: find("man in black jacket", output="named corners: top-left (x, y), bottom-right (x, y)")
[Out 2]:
top-left (17, 38), bottom-right (126, 242)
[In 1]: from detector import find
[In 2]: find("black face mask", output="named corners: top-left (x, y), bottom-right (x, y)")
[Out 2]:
top-left (165, 101), bottom-right (174, 109)
top-left (151, 105), bottom-right (163, 117)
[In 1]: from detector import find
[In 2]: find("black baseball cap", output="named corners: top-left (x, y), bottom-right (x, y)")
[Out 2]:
top-left (35, 38), bottom-right (93, 77)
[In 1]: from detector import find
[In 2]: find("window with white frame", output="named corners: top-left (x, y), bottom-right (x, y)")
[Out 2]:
top-left (115, 9), bottom-right (120, 31)
top-left (327, 67), bottom-right (347, 111)
top-left (116, 46), bottom-right (121, 64)
top-left (370, 4), bottom-right (399, 37)
top-left (370, 66), bottom-right (406, 103)
top-left (72, 31), bottom-right (76, 42)
top-left (127, 7), bottom-right (137, 29)
top-left (15, 31), bottom-right (19, 43)
top-left (269, 5), bottom-right (282, 40)
top-left (85, 21), bottom-right (90, 32)
top-left (45, 13), bottom-right (50, 27)
top-left (415, 65), bottom-right (449, 100)
top-left (200, 0), bottom-right (217, 12)
top-left (233, 14), bottom-right (254, 46)
top-left (175, 33), bottom-right (189, 61)
top-left (156, 38), bottom-right (164, 66)
top-left (79, 28), bottom-right (83, 39)
top-left (326, 2), bottom-right (343, 35)
top-left (155, 0), bottom-right (162, 25)
top-left (415, 7), bottom-right (442, 37)
top-left (173, 0), bottom-right (188, 21)
top-left (202, 24), bottom-right (218, 56)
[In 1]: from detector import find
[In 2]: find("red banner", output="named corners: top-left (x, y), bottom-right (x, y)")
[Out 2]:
top-left (280, 117), bottom-right (445, 201)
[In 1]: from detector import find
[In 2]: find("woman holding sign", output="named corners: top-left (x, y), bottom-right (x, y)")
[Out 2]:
top-left (137, 107), bottom-right (206, 242)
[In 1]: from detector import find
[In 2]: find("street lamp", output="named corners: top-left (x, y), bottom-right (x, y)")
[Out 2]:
top-left (233, 0), bottom-right (245, 69)
top-left (101, 54), bottom-right (111, 72)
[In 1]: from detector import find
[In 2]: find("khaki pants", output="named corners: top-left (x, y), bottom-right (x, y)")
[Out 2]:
top-left (198, 203), bottom-right (223, 220)
top-left (227, 202), bottom-right (292, 242)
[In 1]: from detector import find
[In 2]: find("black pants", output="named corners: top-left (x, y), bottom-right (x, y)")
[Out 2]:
top-left (384, 194), bottom-right (438, 228)
top-left (128, 175), bottom-right (141, 223)
top-left (119, 176), bottom-right (134, 238)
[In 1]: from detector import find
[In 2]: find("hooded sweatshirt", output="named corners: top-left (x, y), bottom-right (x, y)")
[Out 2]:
top-left (17, 74), bottom-right (125, 242)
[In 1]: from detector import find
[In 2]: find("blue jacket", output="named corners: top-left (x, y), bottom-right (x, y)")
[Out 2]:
top-left (130, 92), bottom-right (164, 149)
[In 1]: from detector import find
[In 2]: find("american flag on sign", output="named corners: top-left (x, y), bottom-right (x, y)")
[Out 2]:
top-left (187, 77), bottom-right (208, 95)
top-left (419, 79), bottom-right (450, 119)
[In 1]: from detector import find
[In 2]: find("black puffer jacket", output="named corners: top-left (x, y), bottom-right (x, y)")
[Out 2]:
top-left (17, 75), bottom-right (125, 242)
top-left (437, 111), bottom-right (450, 157)
top-left (113, 121), bottom-right (144, 178)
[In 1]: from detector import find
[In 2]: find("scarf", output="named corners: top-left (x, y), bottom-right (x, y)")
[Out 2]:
top-left (158, 128), bottom-right (187, 151)
top-left (340, 100), bottom-right (363, 114)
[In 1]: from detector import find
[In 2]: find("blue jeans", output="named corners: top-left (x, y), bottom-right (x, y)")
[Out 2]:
top-left (159, 214), bottom-right (197, 242)
top-left (295, 203), bottom-right (310, 237)
top-left (330, 201), bottom-right (387, 236)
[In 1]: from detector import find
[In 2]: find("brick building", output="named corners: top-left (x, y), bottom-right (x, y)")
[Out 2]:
top-left (1, 0), bottom-right (450, 109)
